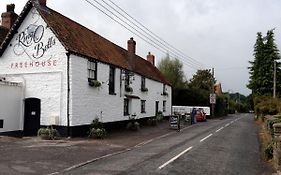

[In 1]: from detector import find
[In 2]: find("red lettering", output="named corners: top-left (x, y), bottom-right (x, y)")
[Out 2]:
top-left (35, 62), bottom-right (40, 67)
top-left (11, 63), bottom-right (14, 68)
top-left (19, 62), bottom-right (23, 68)
top-left (41, 61), bottom-right (46, 67)
top-left (15, 63), bottom-right (18, 68)
top-left (47, 60), bottom-right (51, 66)
top-left (53, 60), bottom-right (57, 66)
top-left (25, 62), bottom-right (28, 68)
top-left (29, 62), bottom-right (34, 67)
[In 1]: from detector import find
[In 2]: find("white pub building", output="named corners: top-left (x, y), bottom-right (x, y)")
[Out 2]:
top-left (0, 0), bottom-right (172, 136)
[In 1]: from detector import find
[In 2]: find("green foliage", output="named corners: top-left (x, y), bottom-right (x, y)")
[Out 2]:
top-left (157, 54), bottom-right (187, 89)
top-left (89, 79), bottom-right (101, 87)
top-left (147, 118), bottom-right (157, 126)
top-left (254, 96), bottom-right (280, 116)
top-left (248, 30), bottom-right (281, 96)
top-left (214, 95), bottom-right (228, 117)
top-left (156, 111), bottom-right (164, 122)
top-left (126, 115), bottom-right (140, 131)
top-left (264, 139), bottom-right (275, 160)
top-left (37, 127), bottom-right (60, 140)
top-left (125, 86), bottom-right (133, 92)
top-left (189, 69), bottom-right (215, 92)
top-left (89, 128), bottom-right (107, 139)
top-left (88, 118), bottom-right (107, 139)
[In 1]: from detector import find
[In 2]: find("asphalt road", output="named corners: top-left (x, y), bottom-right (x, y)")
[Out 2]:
top-left (63, 114), bottom-right (272, 175)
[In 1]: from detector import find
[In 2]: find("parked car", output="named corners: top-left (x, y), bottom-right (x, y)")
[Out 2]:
top-left (195, 108), bottom-right (207, 122)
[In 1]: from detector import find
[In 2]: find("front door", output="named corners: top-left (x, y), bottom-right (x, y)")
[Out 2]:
top-left (155, 101), bottom-right (159, 115)
top-left (24, 98), bottom-right (41, 136)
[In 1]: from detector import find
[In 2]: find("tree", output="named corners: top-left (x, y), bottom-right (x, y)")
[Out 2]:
top-left (157, 54), bottom-right (186, 89)
top-left (188, 69), bottom-right (215, 92)
top-left (248, 30), bottom-right (281, 96)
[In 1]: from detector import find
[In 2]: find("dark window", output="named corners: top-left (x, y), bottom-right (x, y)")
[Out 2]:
top-left (141, 76), bottom-right (146, 89)
top-left (163, 100), bottom-right (166, 112)
top-left (155, 101), bottom-right (159, 115)
top-left (0, 120), bottom-right (3, 128)
top-left (141, 100), bottom-right (146, 113)
top-left (109, 66), bottom-right (115, 94)
top-left (87, 60), bottom-right (97, 80)
top-left (163, 84), bottom-right (166, 93)
top-left (124, 99), bottom-right (129, 116)
top-left (125, 73), bottom-right (130, 87)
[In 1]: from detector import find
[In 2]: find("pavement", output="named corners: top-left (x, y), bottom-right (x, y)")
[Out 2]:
top-left (0, 119), bottom-right (189, 175)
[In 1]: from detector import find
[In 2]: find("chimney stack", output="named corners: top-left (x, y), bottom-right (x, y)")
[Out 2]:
top-left (38, 0), bottom-right (47, 6)
top-left (147, 52), bottom-right (155, 66)
top-left (1, 4), bottom-right (18, 29)
top-left (127, 37), bottom-right (136, 54)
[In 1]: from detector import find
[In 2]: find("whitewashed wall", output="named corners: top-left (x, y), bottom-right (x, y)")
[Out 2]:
top-left (70, 54), bottom-right (171, 125)
top-left (0, 7), bottom-right (68, 127)
top-left (0, 82), bottom-right (24, 132)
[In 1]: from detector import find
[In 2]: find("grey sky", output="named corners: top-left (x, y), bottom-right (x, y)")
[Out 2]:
top-left (1, 0), bottom-right (281, 95)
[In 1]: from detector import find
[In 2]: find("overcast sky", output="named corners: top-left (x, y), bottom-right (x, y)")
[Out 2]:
top-left (1, 0), bottom-right (281, 95)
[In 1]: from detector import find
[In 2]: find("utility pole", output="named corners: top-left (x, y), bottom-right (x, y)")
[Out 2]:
top-left (273, 61), bottom-right (276, 98)
top-left (211, 68), bottom-right (215, 118)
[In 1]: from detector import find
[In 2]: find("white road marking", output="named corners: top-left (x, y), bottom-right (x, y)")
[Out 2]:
top-left (225, 123), bottom-right (230, 127)
top-left (200, 134), bottom-right (213, 142)
top-left (216, 127), bottom-right (224, 132)
top-left (158, 146), bottom-right (193, 170)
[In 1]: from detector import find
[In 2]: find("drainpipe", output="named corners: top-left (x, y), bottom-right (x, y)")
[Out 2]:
top-left (66, 52), bottom-right (70, 137)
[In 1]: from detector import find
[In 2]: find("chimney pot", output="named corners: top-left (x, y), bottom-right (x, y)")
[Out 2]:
top-left (147, 52), bottom-right (155, 66)
top-left (6, 4), bottom-right (15, 12)
top-left (127, 37), bottom-right (136, 54)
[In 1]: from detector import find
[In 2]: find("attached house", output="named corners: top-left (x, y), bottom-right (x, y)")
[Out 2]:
top-left (0, 0), bottom-right (172, 136)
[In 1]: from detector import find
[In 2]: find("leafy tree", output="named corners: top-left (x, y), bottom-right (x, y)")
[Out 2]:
top-left (157, 54), bottom-right (187, 89)
top-left (248, 30), bottom-right (281, 96)
top-left (188, 69), bottom-right (215, 92)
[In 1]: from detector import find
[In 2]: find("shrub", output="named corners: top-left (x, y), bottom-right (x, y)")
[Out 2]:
top-left (88, 117), bottom-right (107, 139)
top-left (125, 86), bottom-right (133, 92)
top-left (147, 118), bottom-right (157, 126)
top-left (89, 128), bottom-right (106, 139)
top-left (126, 115), bottom-right (140, 131)
top-left (156, 111), bottom-right (164, 122)
top-left (254, 96), bottom-right (280, 116)
top-left (37, 127), bottom-right (60, 140)
top-left (264, 139), bottom-right (275, 160)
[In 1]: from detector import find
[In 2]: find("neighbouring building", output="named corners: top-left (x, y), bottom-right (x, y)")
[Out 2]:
top-left (0, 0), bottom-right (172, 136)
top-left (214, 83), bottom-right (223, 95)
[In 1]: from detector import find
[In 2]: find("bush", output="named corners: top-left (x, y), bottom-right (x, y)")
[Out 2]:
top-left (88, 79), bottom-right (101, 87)
top-left (126, 121), bottom-right (140, 131)
top-left (264, 139), bottom-right (275, 160)
top-left (254, 96), bottom-right (280, 116)
top-left (37, 127), bottom-right (60, 140)
top-left (147, 118), bottom-right (157, 126)
top-left (89, 128), bottom-right (106, 139)
top-left (156, 111), bottom-right (164, 122)
top-left (88, 118), bottom-right (107, 139)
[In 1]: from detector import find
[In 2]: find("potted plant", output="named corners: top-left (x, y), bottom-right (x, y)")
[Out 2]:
top-left (126, 115), bottom-right (140, 131)
top-left (141, 87), bottom-right (148, 92)
top-left (88, 79), bottom-right (101, 87)
top-left (88, 118), bottom-right (107, 139)
top-left (125, 85), bottom-right (133, 92)
top-left (37, 127), bottom-right (60, 140)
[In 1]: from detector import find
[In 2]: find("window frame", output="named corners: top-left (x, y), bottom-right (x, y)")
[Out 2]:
top-left (141, 100), bottom-right (146, 113)
top-left (87, 60), bottom-right (97, 81)
top-left (109, 66), bottom-right (116, 95)
top-left (163, 100), bottom-right (166, 112)
top-left (124, 98), bottom-right (129, 116)
top-left (141, 76), bottom-right (146, 89)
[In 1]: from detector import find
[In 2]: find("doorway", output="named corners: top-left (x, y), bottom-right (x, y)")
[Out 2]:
top-left (24, 98), bottom-right (41, 136)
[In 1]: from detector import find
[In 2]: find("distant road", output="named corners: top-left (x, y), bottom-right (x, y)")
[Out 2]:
top-left (64, 114), bottom-right (273, 175)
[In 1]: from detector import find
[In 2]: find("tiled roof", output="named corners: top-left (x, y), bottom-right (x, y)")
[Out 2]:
top-left (1, 1), bottom-right (171, 85)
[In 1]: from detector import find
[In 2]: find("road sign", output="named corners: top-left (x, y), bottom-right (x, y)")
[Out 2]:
top-left (210, 93), bottom-right (216, 104)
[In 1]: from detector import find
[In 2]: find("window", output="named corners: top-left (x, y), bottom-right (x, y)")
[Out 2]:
top-left (163, 84), bottom-right (166, 93)
top-left (141, 100), bottom-right (146, 113)
top-left (124, 99), bottom-right (129, 116)
top-left (87, 60), bottom-right (97, 80)
top-left (155, 101), bottom-right (159, 115)
top-left (163, 100), bottom-right (166, 112)
top-left (125, 73), bottom-right (130, 87)
top-left (109, 66), bottom-right (115, 94)
top-left (0, 120), bottom-right (3, 128)
top-left (141, 76), bottom-right (145, 89)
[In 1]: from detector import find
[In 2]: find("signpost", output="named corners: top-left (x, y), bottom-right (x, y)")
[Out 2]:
top-left (210, 93), bottom-right (216, 104)
top-left (170, 115), bottom-right (180, 131)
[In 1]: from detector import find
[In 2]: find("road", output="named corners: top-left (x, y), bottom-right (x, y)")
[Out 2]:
top-left (62, 114), bottom-right (272, 175)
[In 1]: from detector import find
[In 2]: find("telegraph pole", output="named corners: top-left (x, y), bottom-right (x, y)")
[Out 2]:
top-left (211, 68), bottom-right (215, 118)
top-left (273, 61), bottom-right (276, 98)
